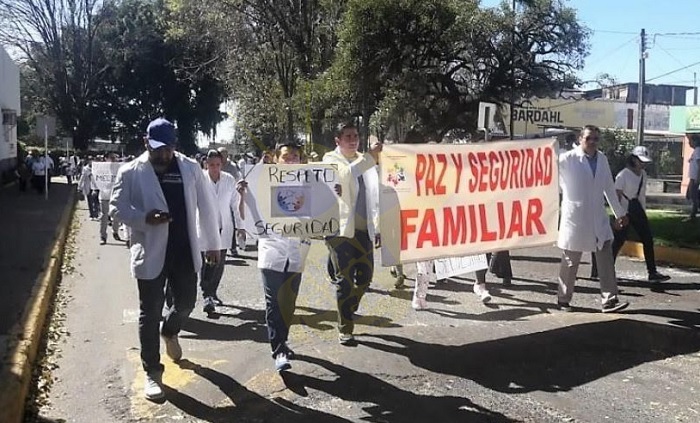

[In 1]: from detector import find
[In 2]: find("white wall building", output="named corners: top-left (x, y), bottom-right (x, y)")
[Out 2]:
top-left (0, 46), bottom-right (20, 176)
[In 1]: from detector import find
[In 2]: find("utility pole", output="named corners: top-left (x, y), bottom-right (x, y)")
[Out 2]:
top-left (694, 72), bottom-right (698, 105)
top-left (637, 28), bottom-right (647, 146)
top-left (509, 0), bottom-right (516, 141)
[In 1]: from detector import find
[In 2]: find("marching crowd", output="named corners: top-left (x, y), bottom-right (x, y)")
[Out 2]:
top-left (61, 117), bottom-right (680, 401)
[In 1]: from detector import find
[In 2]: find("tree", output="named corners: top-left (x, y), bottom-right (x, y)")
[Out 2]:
top-left (0, 0), bottom-right (113, 150)
top-left (333, 0), bottom-right (589, 140)
top-left (93, 0), bottom-right (228, 154)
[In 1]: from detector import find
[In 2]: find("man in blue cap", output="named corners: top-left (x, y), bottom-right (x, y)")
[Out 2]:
top-left (110, 118), bottom-right (221, 400)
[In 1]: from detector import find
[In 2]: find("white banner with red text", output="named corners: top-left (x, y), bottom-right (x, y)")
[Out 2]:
top-left (379, 139), bottom-right (559, 266)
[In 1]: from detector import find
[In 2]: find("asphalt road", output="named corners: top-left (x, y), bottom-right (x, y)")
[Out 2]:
top-left (29, 205), bottom-right (700, 423)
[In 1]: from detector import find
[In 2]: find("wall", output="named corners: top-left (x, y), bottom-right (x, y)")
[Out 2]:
top-left (0, 47), bottom-right (20, 175)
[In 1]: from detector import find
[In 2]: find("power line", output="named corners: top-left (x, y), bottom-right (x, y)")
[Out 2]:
top-left (584, 36), bottom-right (637, 70)
top-left (655, 42), bottom-right (687, 69)
top-left (647, 60), bottom-right (700, 82)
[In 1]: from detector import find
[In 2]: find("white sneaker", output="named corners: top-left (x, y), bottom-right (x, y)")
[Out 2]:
top-left (162, 334), bottom-right (182, 362)
top-left (144, 373), bottom-right (164, 400)
top-left (473, 283), bottom-right (492, 303)
top-left (411, 297), bottom-right (429, 310)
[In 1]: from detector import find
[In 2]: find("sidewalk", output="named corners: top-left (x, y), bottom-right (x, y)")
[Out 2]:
top-left (0, 179), bottom-right (74, 423)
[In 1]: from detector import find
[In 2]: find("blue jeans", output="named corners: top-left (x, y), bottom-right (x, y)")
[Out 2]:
top-left (326, 230), bottom-right (373, 335)
top-left (261, 268), bottom-right (301, 358)
top-left (137, 265), bottom-right (197, 374)
top-left (200, 249), bottom-right (227, 298)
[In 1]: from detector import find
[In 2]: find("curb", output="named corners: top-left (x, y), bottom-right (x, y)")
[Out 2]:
top-left (619, 241), bottom-right (700, 268)
top-left (0, 189), bottom-right (77, 423)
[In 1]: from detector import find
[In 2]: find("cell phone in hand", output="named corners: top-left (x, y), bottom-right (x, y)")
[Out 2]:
top-left (155, 211), bottom-right (170, 220)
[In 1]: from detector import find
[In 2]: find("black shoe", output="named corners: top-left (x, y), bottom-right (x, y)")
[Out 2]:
top-left (100, 237), bottom-right (107, 245)
top-left (113, 232), bottom-right (121, 241)
top-left (602, 299), bottom-right (629, 313)
top-left (283, 343), bottom-right (296, 359)
top-left (557, 302), bottom-right (573, 312)
top-left (338, 333), bottom-right (355, 346)
top-left (502, 277), bottom-right (512, 287)
top-left (212, 295), bottom-right (224, 306)
top-left (203, 298), bottom-right (216, 314)
top-left (648, 272), bottom-right (671, 282)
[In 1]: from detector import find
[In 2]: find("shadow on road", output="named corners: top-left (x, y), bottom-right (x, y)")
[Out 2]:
top-left (359, 319), bottom-right (700, 394)
top-left (182, 307), bottom-right (268, 343)
top-left (164, 359), bottom-right (350, 423)
top-left (287, 354), bottom-right (518, 422)
top-left (295, 306), bottom-right (402, 330)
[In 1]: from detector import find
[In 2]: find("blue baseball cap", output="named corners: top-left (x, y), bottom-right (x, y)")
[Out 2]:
top-left (147, 118), bottom-right (176, 149)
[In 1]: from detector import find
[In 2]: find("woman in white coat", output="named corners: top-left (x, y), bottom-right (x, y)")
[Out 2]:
top-left (236, 142), bottom-right (310, 373)
top-left (199, 150), bottom-right (240, 314)
top-left (557, 125), bottom-right (629, 313)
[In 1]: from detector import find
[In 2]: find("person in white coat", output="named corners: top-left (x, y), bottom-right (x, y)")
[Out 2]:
top-left (199, 149), bottom-right (239, 314)
top-left (557, 125), bottom-right (630, 313)
top-left (109, 118), bottom-right (220, 401)
top-left (237, 141), bottom-right (311, 372)
top-left (611, 146), bottom-right (670, 282)
top-left (323, 121), bottom-right (381, 345)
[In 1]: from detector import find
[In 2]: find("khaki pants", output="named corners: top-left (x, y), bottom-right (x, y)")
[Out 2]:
top-left (558, 240), bottom-right (619, 306)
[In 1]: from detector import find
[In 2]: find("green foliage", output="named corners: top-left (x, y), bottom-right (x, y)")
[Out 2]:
top-left (643, 209), bottom-right (700, 249)
top-left (597, 129), bottom-right (636, 176)
top-left (2, 0), bottom-right (227, 154)
top-left (333, 0), bottom-right (589, 140)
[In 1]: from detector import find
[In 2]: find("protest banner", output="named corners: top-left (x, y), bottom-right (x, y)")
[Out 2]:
top-left (239, 163), bottom-right (346, 238)
top-left (433, 255), bottom-right (489, 280)
top-left (91, 162), bottom-right (121, 193)
top-left (379, 139), bottom-right (559, 266)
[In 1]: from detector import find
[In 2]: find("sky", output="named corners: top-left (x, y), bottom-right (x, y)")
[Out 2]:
top-left (483, 0), bottom-right (700, 91)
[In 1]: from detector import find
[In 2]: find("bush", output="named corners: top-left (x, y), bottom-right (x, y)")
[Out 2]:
top-left (598, 129), bottom-right (636, 176)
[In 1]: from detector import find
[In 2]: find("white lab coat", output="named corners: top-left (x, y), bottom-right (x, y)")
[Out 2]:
top-left (258, 237), bottom-right (311, 273)
top-left (110, 152), bottom-right (221, 280)
top-left (322, 148), bottom-right (379, 239)
top-left (557, 146), bottom-right (626, 252)
top-left (201, 170), bottom-right (238, 251)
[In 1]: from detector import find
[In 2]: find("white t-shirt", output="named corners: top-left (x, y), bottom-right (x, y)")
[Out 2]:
top-left (689, 147), bottom-right (700, 181)
top-left (615, 167), bottom-right (646, 212)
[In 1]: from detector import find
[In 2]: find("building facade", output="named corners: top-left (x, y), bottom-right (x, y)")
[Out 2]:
top-left (0, 46), bottom-right (20, 178)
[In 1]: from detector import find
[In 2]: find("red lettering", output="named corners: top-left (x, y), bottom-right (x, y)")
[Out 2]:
top-left (425, 155), bottom-right (437, 195)
top-left (506, 200), bottom-right (524, 238)
top-left (524, 149), bottom-right (535, 187)
top-left (510, 150), bottom-right (521, 189)
top-left (477, 152), bottom-right (489, 192)
top-left (543, 147), bottom-right (553, 185)
top-left (535, 148), bottom-right (544, 186)
top-left (497, 201), bottom-right (506, 239)
top-left (468, 153), bottom-right (479, 193)
top-left (400, 209), bottom-right (419, 250)
top-left (479, 204), bottom-right (497, 241)
top-left (415, 154), bottom-right (427, 196)
top-left (436, 154), bottom-right (447, 195)
top-left (468, 204), bottom-right (478, 243)
top-left (451, 153), bottom-right (463, 193)
top-left (417, 209), bottom-right (439, 248)
top-left (526, 198), bottom-right (546, 235)
top-left (500, 150), bottom-right (511, 190)
top-left (488, 151), bottom-right (500, 191)
top-left (443, 206), bottom-right (467, 246)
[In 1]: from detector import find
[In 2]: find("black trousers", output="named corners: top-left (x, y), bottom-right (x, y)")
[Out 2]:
top-left (326, 230), bottom-right (373, 335)
top-left (612, 202), bottom-right (657, 275)
top-left (137, 265), bottom-right (197, 374)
